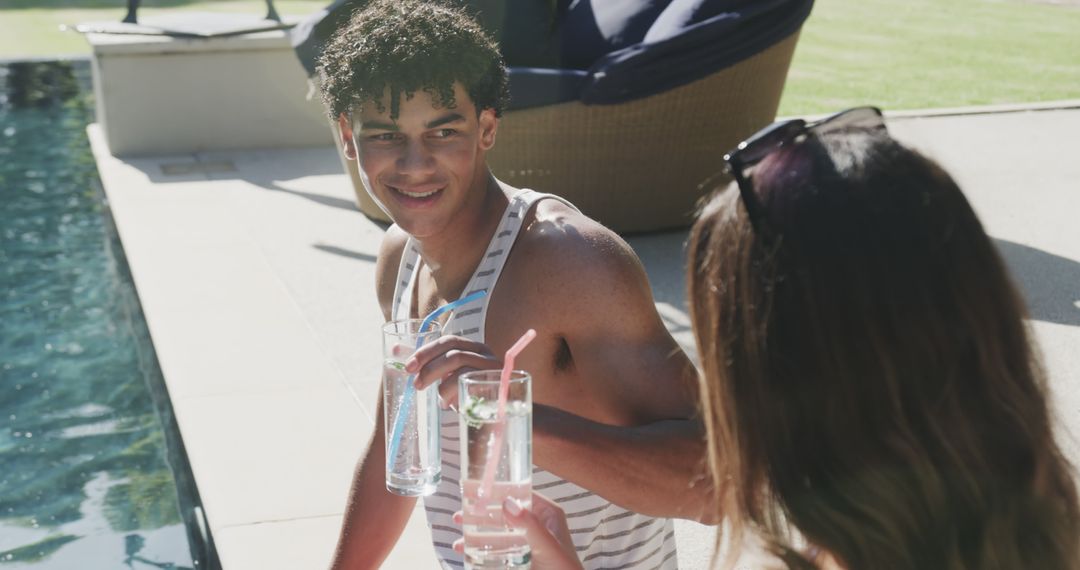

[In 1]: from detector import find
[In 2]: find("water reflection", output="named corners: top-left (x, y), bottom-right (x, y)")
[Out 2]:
top-left (0, 474), bottom-right (193, 567)
top-left (0, 61), bottom-right (198, 568)
top-left (2, 60), bottom-right (80, 109)
top-left (126, 534), bottom-right (195, 569)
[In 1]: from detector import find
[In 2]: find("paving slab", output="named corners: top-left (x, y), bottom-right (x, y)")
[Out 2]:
top-left (628, 106), bottom-right (1080, 466)
top-left (89, 106), bottom-right (1080, 569)
top-left (88, 127), bottom-right (436, 569)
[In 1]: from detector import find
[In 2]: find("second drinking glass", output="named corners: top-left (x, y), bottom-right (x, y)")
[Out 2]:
top-left (459, 370), bottom-right (533, 569)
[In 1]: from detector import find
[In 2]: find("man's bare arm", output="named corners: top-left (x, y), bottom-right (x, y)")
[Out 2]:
top-left (533, 405), bottom-right (716, 523)
top-left (329, 386), bottom-right (417, 569)
top-left (520, 212), bottom-right (716, 523)
top-left (329, 226), bottom-right (415, 568)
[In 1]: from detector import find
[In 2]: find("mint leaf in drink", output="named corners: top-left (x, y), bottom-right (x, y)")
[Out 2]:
top-left (463, 396), bottom-right (494, 428)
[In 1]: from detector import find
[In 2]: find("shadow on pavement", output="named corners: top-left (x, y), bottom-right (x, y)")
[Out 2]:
top-left (995, 239), bottom-right (1080, 327)
top-left (264, 181), bottom-right (358, 213)
top-left (312, 243), bottom-right (376, 263)
top-left (630, 234), bottom-right (1080, 330)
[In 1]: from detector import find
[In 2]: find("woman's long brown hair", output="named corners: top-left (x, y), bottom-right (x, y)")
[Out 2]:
top-left (687, 130), bottom-right (1079, 569)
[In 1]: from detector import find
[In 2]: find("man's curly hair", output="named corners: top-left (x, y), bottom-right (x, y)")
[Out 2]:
top-left (317, 0), bottom-right (510, 121)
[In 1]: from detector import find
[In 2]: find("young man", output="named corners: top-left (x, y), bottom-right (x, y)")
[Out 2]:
top-left (319, 2), bottom-right (712, 568)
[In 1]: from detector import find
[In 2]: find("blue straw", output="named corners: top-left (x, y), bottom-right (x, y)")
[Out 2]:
top-left (386, 290), bottom-right (488, 470)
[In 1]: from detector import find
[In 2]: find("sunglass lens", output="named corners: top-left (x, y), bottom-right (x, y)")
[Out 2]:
top-left (816, 106), bottom-right (886, 135)
top-left (737, 120), bottom-right (805, 166)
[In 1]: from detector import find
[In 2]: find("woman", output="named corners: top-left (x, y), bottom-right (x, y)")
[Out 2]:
top-left (464, 107), bottom-right (1080, 569)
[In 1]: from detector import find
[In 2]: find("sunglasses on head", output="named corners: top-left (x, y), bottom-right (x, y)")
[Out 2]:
top-left (723, 106), bottom-right (887, 235)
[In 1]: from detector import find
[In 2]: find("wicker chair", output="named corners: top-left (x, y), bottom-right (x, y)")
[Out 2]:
top-left (310, 0), bottom-right (811, 233)
top-left (490, 34), bottom-right (801, 233)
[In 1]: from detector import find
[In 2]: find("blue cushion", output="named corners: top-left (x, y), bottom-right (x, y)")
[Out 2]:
top-left (644, 0), bottom-right (753, 43)
top-left (582, 0), bottom-right (812, 104)
top-left (558, 0), bottom-right (673, 69)
top-left (291, 0), bottom-right (813, 108)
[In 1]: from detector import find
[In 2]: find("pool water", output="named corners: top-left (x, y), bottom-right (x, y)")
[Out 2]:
top-left (0, 61), bottom-right (207, 568)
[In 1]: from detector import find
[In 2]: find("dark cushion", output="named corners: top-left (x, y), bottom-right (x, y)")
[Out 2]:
top-left (471, 0), bottom-right (681, 72)
top-left (291, 0), bottom-right (365, 76)
top-left (558, 0), bottom-right (673, 69)
top-left (292, 0), bottom-right (566, 73)
top-left (507, 67), bottom-right (589, 110)
top-left (291, 0), bottom-right (813, 108)
top-left (644, 0), bottom-right (753, 43)
top-left (469, 0), bottom-right (565, 69)
top-left (582, 0), bottom-right (811, 104)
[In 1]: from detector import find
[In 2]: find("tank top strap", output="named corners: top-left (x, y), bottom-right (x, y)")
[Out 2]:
top-left (442, 188), bottom-right (576, 342)
top-left (390, 239), bottom-right (421, 323)
top-left (389, 188), bottom-right (579, 336)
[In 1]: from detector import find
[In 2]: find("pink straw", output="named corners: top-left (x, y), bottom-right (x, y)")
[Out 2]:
top-left (478, 329), bottom-right (537, 504)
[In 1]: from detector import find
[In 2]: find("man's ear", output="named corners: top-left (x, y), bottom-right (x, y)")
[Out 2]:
top-left (478, 109), bottom-right (498, 151)
top-left (338, 113), bottom-right (357, 160)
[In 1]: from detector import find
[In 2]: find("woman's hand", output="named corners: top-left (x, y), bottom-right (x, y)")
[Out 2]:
top-left (453, 492), bottom-right (583, 570)
top-left (504, 493), bottom-right (583, 570)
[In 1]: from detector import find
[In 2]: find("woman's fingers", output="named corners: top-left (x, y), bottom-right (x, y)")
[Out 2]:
top-left (503, 494), bottom-right (583, 570)
top-left (451, 496), bottom-right (581, 570)
top-left (526, 493), bottom-right (575, 549)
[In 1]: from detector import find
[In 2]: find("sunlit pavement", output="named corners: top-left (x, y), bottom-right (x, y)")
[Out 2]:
top-left (90, 103), bottom-right (1080, 569)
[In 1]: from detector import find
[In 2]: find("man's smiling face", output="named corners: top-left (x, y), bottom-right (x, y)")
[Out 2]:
top-left (342, 82), bottom-right (498, 239)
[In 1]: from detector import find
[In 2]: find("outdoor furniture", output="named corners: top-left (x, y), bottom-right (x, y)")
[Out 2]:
top-left (123, 0), bottom-right (282, 26)
top-left (294, 0), bottom-right (814, 233)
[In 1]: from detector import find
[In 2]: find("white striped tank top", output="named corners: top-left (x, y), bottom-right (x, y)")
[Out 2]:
top-left (391, 188), bottom-right (679, 569)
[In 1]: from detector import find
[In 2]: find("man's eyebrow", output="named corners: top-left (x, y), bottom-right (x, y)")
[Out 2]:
top-left (359, 113), bottom-right (465, 131)
top-left (425, 113), bottom-right (466, 129)
top-left (359, 120), bottom-right (398, 131)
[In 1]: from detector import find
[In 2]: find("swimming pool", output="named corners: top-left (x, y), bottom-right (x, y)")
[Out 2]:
top-left (0, 60), bottom-right (210, 569)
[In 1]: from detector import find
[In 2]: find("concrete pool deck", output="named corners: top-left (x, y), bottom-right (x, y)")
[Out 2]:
top-left (88, 104), bottom-right (1080, 569)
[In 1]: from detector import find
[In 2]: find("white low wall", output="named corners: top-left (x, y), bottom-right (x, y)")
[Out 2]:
top-left (87, 27), bottom-right (332, 156)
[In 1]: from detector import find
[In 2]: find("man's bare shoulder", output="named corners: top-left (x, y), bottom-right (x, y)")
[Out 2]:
top-left (523, 199), bottom-right (641, 266)
top-left (506, 197), bottom-right (693, 425)
top-left (514, 199), bottom-right (647, 297)
top-left (375, 224), bottom-right (410, 320)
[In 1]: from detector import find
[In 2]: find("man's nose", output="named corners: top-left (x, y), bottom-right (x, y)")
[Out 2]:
top-left (397, 140), bottom-right (435, 175)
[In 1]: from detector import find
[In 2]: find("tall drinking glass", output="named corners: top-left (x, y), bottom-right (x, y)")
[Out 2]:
top-left (459, 370), bottom-right (533, 569)
top-left (382, 319), bottom-right (442, 496)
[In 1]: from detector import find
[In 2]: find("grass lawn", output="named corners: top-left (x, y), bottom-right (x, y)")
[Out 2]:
top-left (0, 1), bottom-right (326, 58)
top-left (778, 0), bottom-right (1080, 114)
top-left (0, 0), bottom-right (1078, 114)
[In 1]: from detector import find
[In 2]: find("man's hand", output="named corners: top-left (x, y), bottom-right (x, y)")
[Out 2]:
top-left (406, 335), bottom-right (501, 409)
